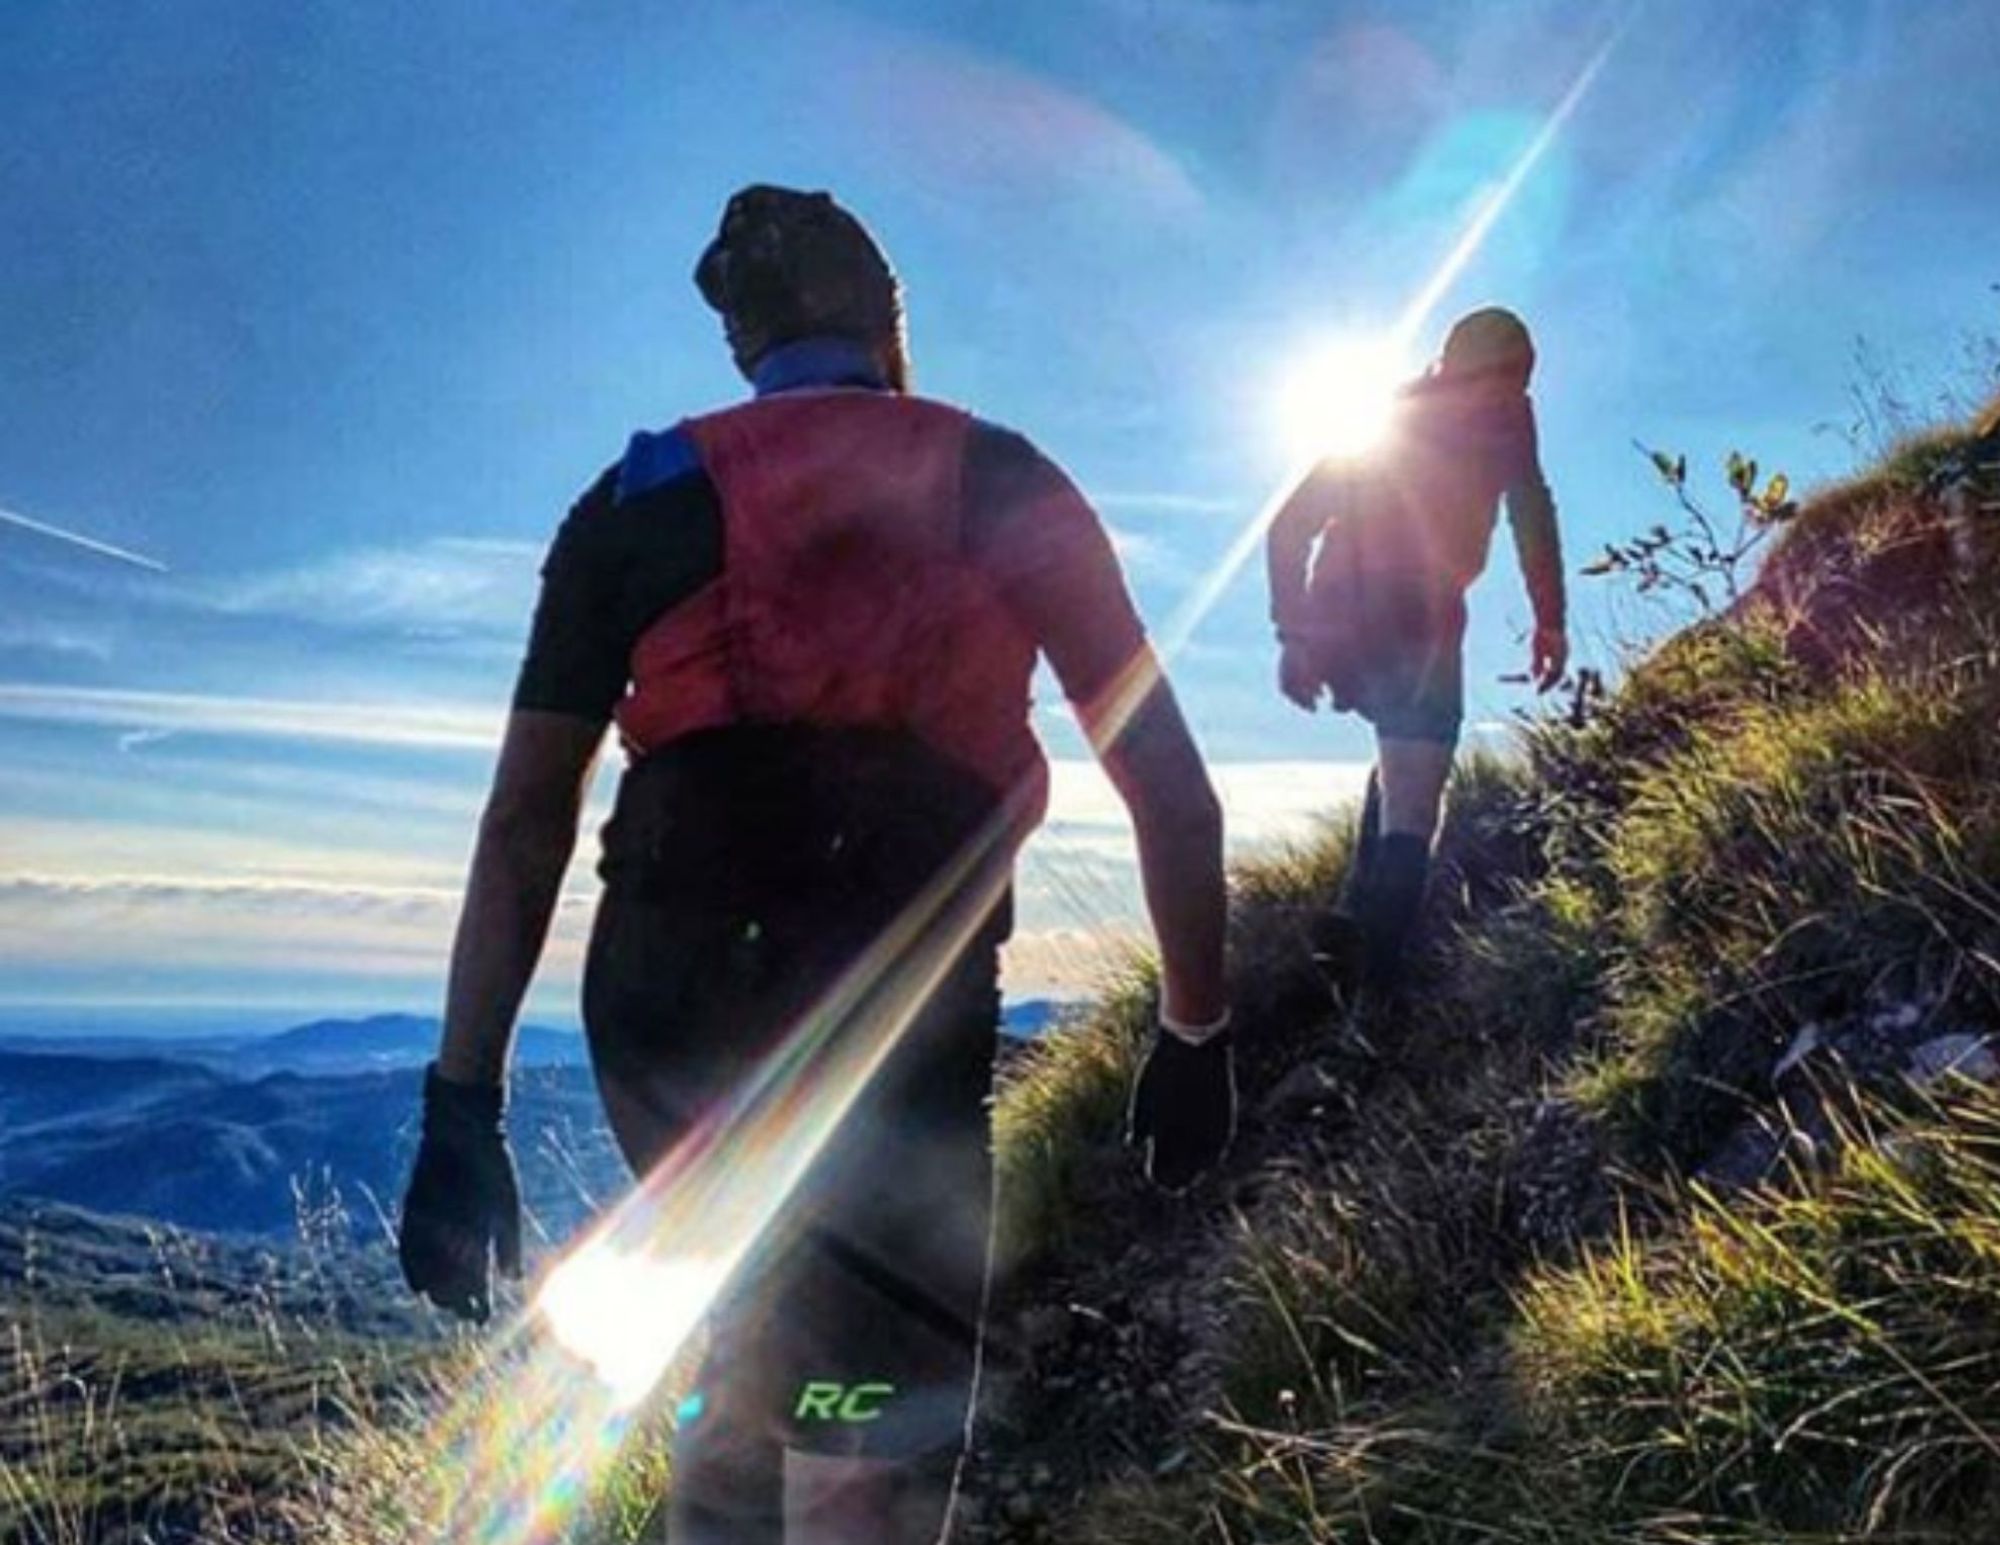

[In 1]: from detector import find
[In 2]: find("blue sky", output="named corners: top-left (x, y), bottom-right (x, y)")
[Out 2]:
top-left (2, 0), bottom-right (1997, 1023)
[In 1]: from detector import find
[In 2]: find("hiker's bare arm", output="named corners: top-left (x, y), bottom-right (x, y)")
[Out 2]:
top-left (435, 709), bottom-right (607, 1086)
top-left (1091, 670), bottom-right (1228, 1027)
top-left (966, 428), bottom-right (1228, 1024)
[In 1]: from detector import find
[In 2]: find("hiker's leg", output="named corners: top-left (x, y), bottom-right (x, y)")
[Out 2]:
top-left (664, 952), bottom-right (998, 1544)
top-left (767, 959), bottom-right (998, 1544)
top-left (650, 992), bottom-right (995, 1545)
top-left (1366, 583), bottom-right (1465, 843)
top-left (670, 1315), bottom-right (789, 1544)
top-left (1350, 732), bottom-right (1454, 1000)
top-left (1374, 735), bottom-right (1453, 841)
top-left (581, 879), bottom-right (797, 1542)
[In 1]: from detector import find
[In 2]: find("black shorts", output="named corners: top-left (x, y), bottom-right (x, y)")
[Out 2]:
top-left (580, 726), bottom-right (1007, 1537)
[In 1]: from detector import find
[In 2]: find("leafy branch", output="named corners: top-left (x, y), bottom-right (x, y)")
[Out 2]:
top-left (1580, 444), bottom-right (1801, 613)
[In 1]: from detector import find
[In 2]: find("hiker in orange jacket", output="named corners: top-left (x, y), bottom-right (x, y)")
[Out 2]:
top-left (1266, 307), bottom-right (1567, 1012)
top-left (396, 185), bottom-right (1231, 1543)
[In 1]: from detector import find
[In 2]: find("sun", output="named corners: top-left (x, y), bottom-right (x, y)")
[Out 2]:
top-left (1273, 334), bottom-right (1408, 466)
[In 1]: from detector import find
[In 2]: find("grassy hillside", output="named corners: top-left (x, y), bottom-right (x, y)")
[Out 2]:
top-left (964, 400), bottom-right (2000, 1542)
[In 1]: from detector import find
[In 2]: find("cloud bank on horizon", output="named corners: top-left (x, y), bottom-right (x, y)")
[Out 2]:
top-left (0, 0), bottom-right (1995, 1016)
top-left (0, 738), bottom-right (1366, 1015)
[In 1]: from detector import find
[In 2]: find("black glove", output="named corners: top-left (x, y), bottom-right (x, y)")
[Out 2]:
top-left (1126, 1019), bottom-right (1236, 1192)
top-left (398, 1064), bottom-right (523, 1323)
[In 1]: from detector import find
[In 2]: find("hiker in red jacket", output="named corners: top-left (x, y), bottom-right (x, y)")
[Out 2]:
top-left (1266, 308), bottom-right (1567, 1014)
top-left (397, 186), bottom-right (1231, 1543)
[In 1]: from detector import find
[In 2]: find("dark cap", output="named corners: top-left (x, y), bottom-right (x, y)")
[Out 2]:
top-left (695, 185), bottom-right (905, 379)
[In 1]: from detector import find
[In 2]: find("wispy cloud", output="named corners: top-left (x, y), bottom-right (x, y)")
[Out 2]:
top-left (0, 871), bottom-right (592, 986)
top-left (1011, 757), bottom-right (1366, 973)
top-left (1044, 757), bottom-right (1366, 843)
top-left (201, 536), bottom-right (540, 637)
top-left (0, 872), bottom-right (466, 907)
top-left (0, 622), bottom-right (114, 661)
top-left (0, 503), bottom-right (167, 573)
top-left (0, 811), bottom-right (468, 889)
top-left (774, 1), bottom-right (1204, 221)
top-left (0, 761), bottom-right (489, 872)
top-left (0, 872), bottom-right (457, 976)
top-left (0, 682), bottom-right (500, 752)
top-left (1102, 524), bottom-right (1195, 583)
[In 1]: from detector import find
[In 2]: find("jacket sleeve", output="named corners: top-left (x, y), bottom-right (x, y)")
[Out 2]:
top-left (1504, 403), bottom-right (1566, 631)
top-left (962, 423), bottom-right (1153, 747)
top-left (1267, 462), bottom-right (1350, 638)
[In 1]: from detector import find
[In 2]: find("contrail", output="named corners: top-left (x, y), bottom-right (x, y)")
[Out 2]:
top-left (0, 504), bottom-right (168, 573)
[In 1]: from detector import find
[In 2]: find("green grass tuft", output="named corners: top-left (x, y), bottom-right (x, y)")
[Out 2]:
top-left (1516, 1089), bottom-right (2000, 1536)
top-left (992, 963), bottom-right (1158, 1272)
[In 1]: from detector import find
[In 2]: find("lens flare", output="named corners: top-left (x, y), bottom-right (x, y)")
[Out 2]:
top-left (406, 786), bottom-right (1032, 1543)
top-left (538, 1248), bottom-right (727, 1411)
top-left (1388, 24), bottom-right (1624, 355)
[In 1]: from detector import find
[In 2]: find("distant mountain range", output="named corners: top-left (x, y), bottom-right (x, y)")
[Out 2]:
top-left (0, 1052), bottom-right (624, 1241)
top-left (0, 1001), bottom-right (1062, 1077)
top-left (0, 1012), bottom-right (588, 1077)
top-left (0, 1001), bottom-right (1066, 1240)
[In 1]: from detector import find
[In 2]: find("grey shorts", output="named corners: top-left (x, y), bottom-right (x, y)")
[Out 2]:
top-left (1337, 580), bottom-right (1468, 746)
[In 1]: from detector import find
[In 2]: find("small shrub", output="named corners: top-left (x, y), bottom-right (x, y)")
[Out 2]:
top-left (1580, 446), bottom-right (1800, 614)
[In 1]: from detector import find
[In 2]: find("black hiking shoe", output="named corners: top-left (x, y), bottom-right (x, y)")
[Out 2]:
top-left (1358, 834), bottom-right (1429, 992)
top-left (1309, 769), bottom-right (1382, 985)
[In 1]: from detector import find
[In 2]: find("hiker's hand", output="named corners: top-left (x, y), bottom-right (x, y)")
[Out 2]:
top-left (1278, 641), bottom-right (1323, 712)
top-left (1127, 1014), bottom-right (1236, 1192)
top-left (1530, 626), bottom-right (1568, 692)
top-left (399, 1065), bottom-right (523, 1323)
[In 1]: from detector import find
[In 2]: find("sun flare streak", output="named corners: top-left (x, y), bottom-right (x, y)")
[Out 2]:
top-left (1390, 25), bottom-right (1625, 354)
top-left (1273, 335), bottom-right (1410, 467)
